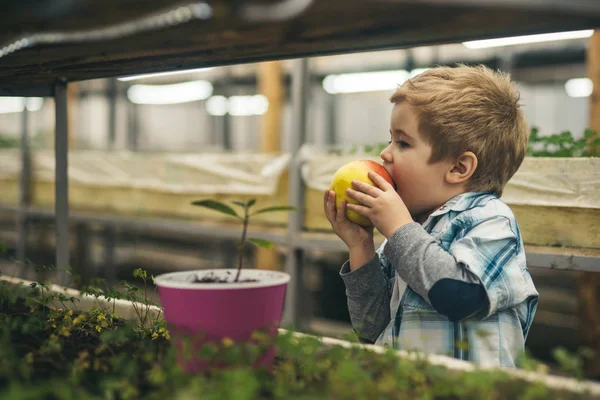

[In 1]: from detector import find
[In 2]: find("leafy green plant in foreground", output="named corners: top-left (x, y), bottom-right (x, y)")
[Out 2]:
top-left (1, 266), bottom-right (599, 399)
top-left (191, 198), bottom-right (296, 282)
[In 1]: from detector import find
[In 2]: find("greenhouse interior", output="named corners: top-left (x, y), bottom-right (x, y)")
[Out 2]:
top-left (0, 1), bottom-right (600, 398)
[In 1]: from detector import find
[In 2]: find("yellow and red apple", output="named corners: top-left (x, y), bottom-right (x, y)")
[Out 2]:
top-left (329, 160), bottom-right (395, 227)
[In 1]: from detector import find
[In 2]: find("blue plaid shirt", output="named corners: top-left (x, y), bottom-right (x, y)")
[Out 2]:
top-left (373, 192), bottom-right (538, 367)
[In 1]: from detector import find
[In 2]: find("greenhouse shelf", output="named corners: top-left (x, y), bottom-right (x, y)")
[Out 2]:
top-left (1, 204), bottom-right (598, 273)
top-left (2, 0), bottom-right (600, 329)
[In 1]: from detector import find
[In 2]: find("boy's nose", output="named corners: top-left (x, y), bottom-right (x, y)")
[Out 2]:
top-left (380, 144), bottom-right (392, 163)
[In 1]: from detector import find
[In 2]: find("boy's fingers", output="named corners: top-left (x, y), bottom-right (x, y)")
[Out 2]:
top-left (336, 200), bottom-right (347, 224)
top-left (346, 188), bottom-right (373, 206)
top-left (323, 190), bottom-right (331, 217)
top-left (347, 202), bottom-right (369, 217)
top-left (324, 190), bottom-right (336, 222)
top-left (368, 171), bottom-right (393, 191)
top-left (352, 179), bottom-right (380, 197)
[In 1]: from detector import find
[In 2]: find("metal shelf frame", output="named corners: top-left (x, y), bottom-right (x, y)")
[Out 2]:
top-left (2, 86), bottom-right (600, 327)
top-left (2, 203), bottom-right (599, 270)
top-left (1, 3), bottom-right (600, 328)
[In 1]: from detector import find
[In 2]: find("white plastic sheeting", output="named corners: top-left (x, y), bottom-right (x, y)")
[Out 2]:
top-left (0, 149), bottom-right (290, 196)
top-left (299, 145), bottom-right (600, 210)
top-left (502, 157), bottom-right (600, 209)
top-left (1, 147), bottom-right (598, 210)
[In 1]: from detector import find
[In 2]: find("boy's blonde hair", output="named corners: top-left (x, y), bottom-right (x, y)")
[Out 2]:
top-left (390, 64), bottom-right (528, 196)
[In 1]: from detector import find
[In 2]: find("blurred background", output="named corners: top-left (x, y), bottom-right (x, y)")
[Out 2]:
top-left (0, 31), bottom-right (595, 369)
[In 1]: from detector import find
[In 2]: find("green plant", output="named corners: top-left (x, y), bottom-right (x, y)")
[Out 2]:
top-left (552, 346), bottom-right (596, 380)
top-left (0, 270), bottom-right (173, 399)
top-left (79, 271), bottom-right (163, 330)
top-left (2, 266), bottom-right (599, 399)
top-left (527, 128), bottom-right (600, 157)
top-left (0, 131), bottom-right (50, 149)
top-left (345, 128), bottom-right (600, 158)
top-left (191, 198), bottom-right (296, 282)
top-left (0, 134), bottom-right (19, 148)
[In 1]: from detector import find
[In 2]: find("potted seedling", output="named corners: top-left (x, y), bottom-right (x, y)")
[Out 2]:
top-left (153, 199), bottom-right (296, 372)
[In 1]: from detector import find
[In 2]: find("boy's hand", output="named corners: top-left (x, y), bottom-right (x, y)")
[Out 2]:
top-left (346, 170), bottom-right (413, 238)
top-left (324, 189), bottom-right (374, 249)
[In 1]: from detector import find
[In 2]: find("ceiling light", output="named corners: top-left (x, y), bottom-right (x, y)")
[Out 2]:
top-left (117, 67), bottom-right (214, 81)
top-left (229, 95), bottom-right (269, 116)
top-left (205, 95), bottom-right (228, 116)
top-left (205, 95), bottom-right (269, 116)
top-left (0, 97), bottom-right (44, 114)
top-left (565, 78), bottom-right (593, 98)
top-left (463, 29), bottom-right (593, 49)
top-left (127, 80), bottom-right (213, 105)
top-left (323, 70), bottom-right (411, 94)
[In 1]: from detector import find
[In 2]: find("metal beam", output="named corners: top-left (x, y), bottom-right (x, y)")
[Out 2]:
top-left (323, 92), bottom-right (337, 146)
top-left (107, 79), bottom-right (117, 150)
top-left (527, 250), bottom-right (600, 273)
top-left (0, 86), bottom-right (54, 97)
top-left (54, 81), bottom-right (70, 285)
top-left (405, 0), bottom-right (600, 15)
top-left (16, 104), bottom-right (30, 278)
top-left (0, 205), bottom-right (289, 245)
top-left (283, 58), bottom-right (309, 329)
top-left (126, 101), bottom-right (139, 150)
top-left (2, 204), bottom-right (599, 274)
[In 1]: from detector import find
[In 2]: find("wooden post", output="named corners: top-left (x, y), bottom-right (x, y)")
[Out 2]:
top-left (259, 61), bottom-right (283, 152)
top-left (50, 83), bottom-right (77, 149)
top-left (256, 61), bottom-right (284, 270)
top-left (67, 83), bottom-right (78, 149)
top-left (580, 29), bottom-right (600, 379)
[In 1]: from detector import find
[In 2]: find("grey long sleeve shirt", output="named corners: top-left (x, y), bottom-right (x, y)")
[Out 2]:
top-left (338, 192), bottom-right (539, 368)
top-left (340, 222), bottom-right (486, 343)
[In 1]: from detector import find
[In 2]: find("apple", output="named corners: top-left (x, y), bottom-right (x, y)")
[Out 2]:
top-left (329, 160), bottom-right (395, 227)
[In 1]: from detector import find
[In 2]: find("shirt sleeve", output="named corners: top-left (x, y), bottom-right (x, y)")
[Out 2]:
top-left (448, 214), bottom-right (535, 318)
top-left (383, 222), bottom-right (489, 321)
top-left (339, 256), bottom-right (392, 343)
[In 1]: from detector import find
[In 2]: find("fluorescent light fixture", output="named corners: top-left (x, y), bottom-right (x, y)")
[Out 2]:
top-left (0, 97), bottom-right (44, 114)
top-left (229, 95), bottom-right (269, 116)
top-left (206, 95), bottom-right (228, 116)
top-left (205, 95), bottom-right (269, 116)
top-left (463, 29), bottom-right (594, 49)
top-left (127, 80), bottom-right (213, 105)
top-left (117, 67), bottom-right (214, 81)
top-left (323, 70), bottom-right (411, 94)
top-left (322, 69), bottom-right (431, 94)
top-left (565, 78), bottom-right (593, 98)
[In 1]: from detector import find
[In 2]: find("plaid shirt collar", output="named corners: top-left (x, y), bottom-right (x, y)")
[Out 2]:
top-left (425, 191), bottom-right (497, 223)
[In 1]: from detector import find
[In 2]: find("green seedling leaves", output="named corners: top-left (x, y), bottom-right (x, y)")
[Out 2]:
top-left (252, 206), bottom-right (297, 216)
top-left (232, 199), bottom-right (257, 210)
top-left (191, 200), bottom-right (241, 219)
top-left (190, 198), bottom-right (295, 281)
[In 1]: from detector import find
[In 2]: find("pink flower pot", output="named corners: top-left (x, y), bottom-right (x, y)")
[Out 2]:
top-left (154, 269), bottom-right (290, 373)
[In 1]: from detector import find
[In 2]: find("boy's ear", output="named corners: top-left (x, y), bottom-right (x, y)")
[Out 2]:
top-left (446, 151), bottom-right (478, 184)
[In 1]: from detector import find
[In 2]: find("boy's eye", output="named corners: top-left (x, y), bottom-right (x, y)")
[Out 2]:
top-left (396, 141), bottom-right (410, 148)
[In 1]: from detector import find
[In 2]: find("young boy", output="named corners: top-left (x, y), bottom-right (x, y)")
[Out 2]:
top-left (324, 64), bottom-right (538, 368)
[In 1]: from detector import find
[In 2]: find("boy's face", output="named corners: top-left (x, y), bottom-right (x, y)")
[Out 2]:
top-left (381, 101), bottom-right (455, 222)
